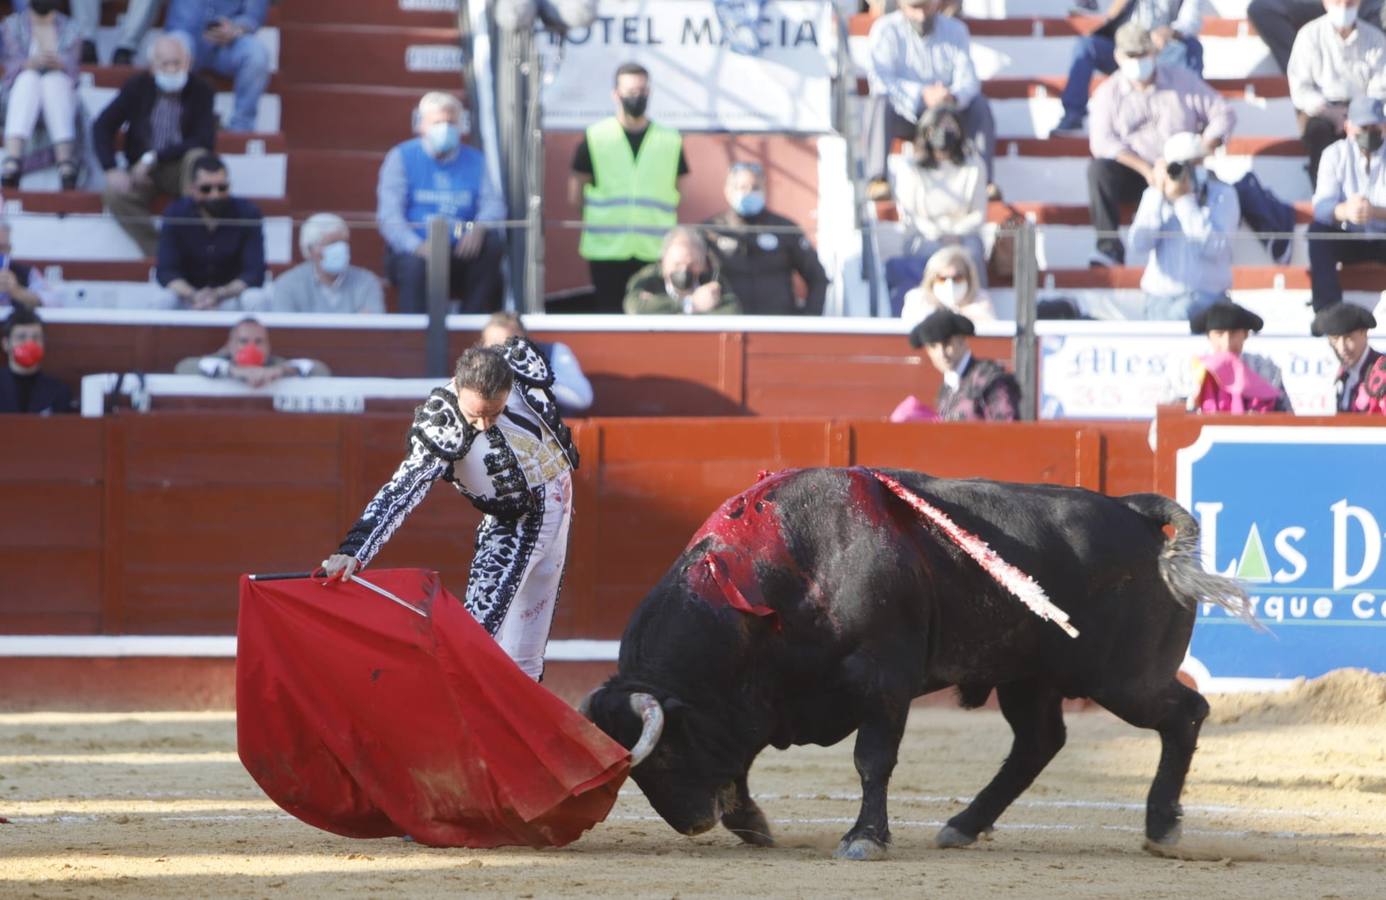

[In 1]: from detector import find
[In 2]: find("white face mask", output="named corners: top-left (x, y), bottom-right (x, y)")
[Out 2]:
top-left (154, 69), bottom-right (188, 94)
top-left (933, 277), bottom-right (963, 308)
top-left (319, 240), bottom-right (350, 275)
top-left (1119, 55), bottom-right (1155, 82)
top-left (1325, 4), bottom-right (1359, 28)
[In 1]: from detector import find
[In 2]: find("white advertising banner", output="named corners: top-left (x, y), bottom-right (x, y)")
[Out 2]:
top-left (1039, 333), bottom-right (1349, 419)
top-left (539, 0), bottom-right (838, 132)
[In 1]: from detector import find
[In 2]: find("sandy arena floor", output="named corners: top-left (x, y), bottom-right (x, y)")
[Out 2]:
top-left (3, 672), bottom-right (1385, 899)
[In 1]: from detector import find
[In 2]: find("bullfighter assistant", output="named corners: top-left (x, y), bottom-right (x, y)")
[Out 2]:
top-left (320, 338), bottom-right (579, 679)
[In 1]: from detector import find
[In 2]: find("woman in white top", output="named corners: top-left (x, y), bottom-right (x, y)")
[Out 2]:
top-left (0, 1), bottom-right (80, 189)
top-left (901, 244), bottom-right (995, 327)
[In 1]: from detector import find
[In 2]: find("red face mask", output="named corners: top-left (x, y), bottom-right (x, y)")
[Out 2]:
top-left (233, 344), bottom-right (267, 367)
top-left (11, 339), bottom-right (43, 368)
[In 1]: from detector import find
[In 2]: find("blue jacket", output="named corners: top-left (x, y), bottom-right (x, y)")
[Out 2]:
top-left (156, 196), bottom-right (266, 289)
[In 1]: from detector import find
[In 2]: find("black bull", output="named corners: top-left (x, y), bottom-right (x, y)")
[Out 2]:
top-left (585, 467), bottom-right (1250, 860)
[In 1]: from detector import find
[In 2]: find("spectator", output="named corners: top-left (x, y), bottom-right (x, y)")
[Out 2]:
top-left (156, 154), bottom-right (265, 310)
top-left (112, 0), bottom-right (169, 66)
top-left (1126, 132), bottom-right (1239, 320)
top-left (377, 92), bottom-right (505, 315)
top-left (95, 34), bottom-right (216, 257)
top-left (864, 0), bottom-right (996, 199)
top-left (1087, 22), bottom-right (1235, 267)
top-left (623, 226), bottom-right (741, 315)
top-left (0, 219), bottom-right (58, 308)
top-left (1, 0), bottom-right (80, 189)
top-left (1308, 96), bottom-right (1386, 309)
top-left (1250, 0), bottom-right (1385, 74)
top-left (1311, 301), bottom-right (1385, 412)
top-left (702, 162), bottom-right (828, 316)
top-left (570, 62), bottom-right (688, 314)
top-left (1051, 0), bottom-right (1205, 137)
top-left (887, 107), bottom-right (988, 307)
top-left (900, 244), bottom-right (995, 326)
top-left (272, 213), bottom-right (385, 315)
top-left (1177, 300), bottom-right (1294, 413)
top-left (165, 0), bottom-right (270, 132)
top-left (0, 305), bottom-right (71, 413)
top-left (478, 312), bottom-right (593, 415)
top-left (1288, 0), bottom-right (1386, 185)
top-left (10, 0), bottom-right (100, 64)
top-left (174, 316), bottom-right (331, 387)
top-left (904, 308), bottom-right (1019, 421)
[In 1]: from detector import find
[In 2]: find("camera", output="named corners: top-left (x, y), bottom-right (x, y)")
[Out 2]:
top-left (1165, 161), bottom-right (1187, 179)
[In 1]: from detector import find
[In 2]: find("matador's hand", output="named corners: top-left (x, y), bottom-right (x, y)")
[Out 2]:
top-left (321, 554), bottom-right (359, 582)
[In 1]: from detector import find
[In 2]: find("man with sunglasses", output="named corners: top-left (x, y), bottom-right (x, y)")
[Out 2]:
top-left (156, 154), bottom-right (266, 310)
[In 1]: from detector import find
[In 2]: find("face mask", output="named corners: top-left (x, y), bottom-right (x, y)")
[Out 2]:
top-left (154, 70), bottom-right (188, 94)
top-left (319, 240), bottom-right (351, 274)
top-left (1119, 55), bottom-right (1155, 82)
top-left (200, 197), bottom-right (235, 219)
top-left (10, 340), bottom-right (43, 368)
top-left (668, 268), bottom-right (707, 292)
top-left (233, 344), bottom-right (267, 367)
top-left (933, 277), bottom-right (963, 307)
top-left (910, 14), bottom-right (936, 37)
top-left (29, 0), bottom-right (58, 15)
top-left (731, 191), bottom-right (765, 217)
top-left (620, 93), bottom-right (649, 119)
top-left (424, 121), bottom-right (461, 157)
top-left (1325, 4), bottom-right (1358, 28)
top-left (1355, 128), bottom-right (1384, 154)
top-left (928, 126), bottom-right (963, 155)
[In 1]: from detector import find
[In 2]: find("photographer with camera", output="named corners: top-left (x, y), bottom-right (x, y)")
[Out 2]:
top-left (622, 226), bottom-right (741, 315)
top-left (1126, 132), bottom-right (1240, 321)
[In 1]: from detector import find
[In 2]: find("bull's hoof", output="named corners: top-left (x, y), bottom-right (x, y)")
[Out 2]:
top-left (934, 824), bottom-right (992, 849)
top-left (722, 805), bottom-right (775, 847)
top-left (1144, 821), bottom-right (1183, 850)
top-left (833, 837), bottom-right (889, 861)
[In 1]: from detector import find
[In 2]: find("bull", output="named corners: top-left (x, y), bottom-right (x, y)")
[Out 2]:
top-left (585, 467), bottom-right (1250, 860)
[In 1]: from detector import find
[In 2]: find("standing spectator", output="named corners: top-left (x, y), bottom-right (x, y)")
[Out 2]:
top-left (570, 62), bottom-right (688, 314)
top-left (1087, 22), bottom-right (1235, 266)
top-left (1308, 95), bottom-right (1386, 310)
top-left (165, 0), bottom-right (270, 132)
top-left (1250, 0), bottom-right (1384, 73)
top-left (1126, 132), bottom-right (1239, 320)
top-left (1287, 0), bottom-right (1386, 185)
top-left (112, 0), bottom-right (169, 66)
top-left (1, 0), bottom-right (80, 189)
top-left (863, 0), bottom-right (996, 199)
top-left (623, 226), bottom-right (740, 315)
top-left (272, 213), bottom-right (385, 314)
top-left (905, 308), bottom-right (1019, 421)
top-left (1311, 301), bottom-right (1385, 412)
top-left (702, 162), bottom-right (828, 316)
top-left (156, 154), bottom-right (265, 310)
top-left (0, 219), bottom-right (58, 308)
top-left (900, 245), bottom-right (995, 325)
top-left (94, 34), bottom-right (216, 257)
top-left (1178, 300), bottom-right (1294, 413)
top-left (479, 312), bottom-right (593, 416)
top-left (0, 305), bottom-right (71, 413)
top-left (377, 92), bottom-right (505, 314)
top-left (174, 316), bottom-right (331, 386)
top-left (1051, 0), bottom-right (1206, 136)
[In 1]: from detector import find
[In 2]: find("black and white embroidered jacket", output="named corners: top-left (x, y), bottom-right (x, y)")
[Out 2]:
top-left (337, 337), bottom-right (580, 566)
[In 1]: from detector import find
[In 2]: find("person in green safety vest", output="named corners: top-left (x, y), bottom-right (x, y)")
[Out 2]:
top-left (569, 62), bottom-right (689, 314)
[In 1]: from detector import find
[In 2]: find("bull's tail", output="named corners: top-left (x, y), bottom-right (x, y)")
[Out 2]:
top-left (1118, 493), bottom-right (1259, 627)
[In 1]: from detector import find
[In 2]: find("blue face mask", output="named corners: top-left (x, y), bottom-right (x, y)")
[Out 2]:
top-left (732, 190), bottom-right (766, 217)
top-left (319, 240), bottom-right (350, 275)
top-left (425, 121), bottom-right (461, 157)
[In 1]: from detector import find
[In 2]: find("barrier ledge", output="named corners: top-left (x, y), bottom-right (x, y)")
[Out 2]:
top-left (1036, 319), bottom-right (1386, 339)
top-left (0, 635), bottom-right (619, 661)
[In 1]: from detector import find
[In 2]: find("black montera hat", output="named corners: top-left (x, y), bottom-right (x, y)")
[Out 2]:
top-left (1311, 302), bottom-right (1377, 337)
top-left (909, 309), bottom-right (975, 348)
top-left (1190, 300), bottom-right (1264, 335)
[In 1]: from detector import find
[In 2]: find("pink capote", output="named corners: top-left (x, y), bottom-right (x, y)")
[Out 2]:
top-left (1192, 351), bottom-right (1281, 414)
top-left (889, 395), bottom-right (939, 422)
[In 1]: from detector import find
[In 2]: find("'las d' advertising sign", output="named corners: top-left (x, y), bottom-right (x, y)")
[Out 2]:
top-left (1176, 427), bottom-right (1386, 692)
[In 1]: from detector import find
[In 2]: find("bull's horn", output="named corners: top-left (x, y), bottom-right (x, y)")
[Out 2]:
top-left (628, 692), bottom-right (665, 767)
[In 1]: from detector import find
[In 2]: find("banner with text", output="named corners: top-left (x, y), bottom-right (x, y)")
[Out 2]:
top-left (539, 0), bottom-right (838, 132)
top-left (1176, 426), bottom-right (1386, 691)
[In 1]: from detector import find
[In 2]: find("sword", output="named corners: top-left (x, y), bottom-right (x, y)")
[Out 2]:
top-left (249, 571), bottom-right (428, 618)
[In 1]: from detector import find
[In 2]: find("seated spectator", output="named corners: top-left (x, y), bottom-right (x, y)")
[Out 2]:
top-left (271, 214), bottom-right (385, 314)
top-left (9, 0), bottom-right (100, 64)
top-left (900, 244), bottom-right (995, 326)
top-left (1252, 0), bottom-right (1386, 73)
top-left (864, 0), bottom-right (996, 200)
top-left (1287, 0), bottom-right (1386, 185)
top-left (166, 0), bottom-right (270, 132)
top-left (623, 226), bottom-right (741, 315)
top-left (478, 312), bottom-right (593, 415)
top-left (1178, 300), bottom-right (1293, 413)
top-left (95, 34), bottom-right (216, 257)
top-left (174, 316), bottom-right (331, 387)
top-left (0, 305), bottom-right (71, 413)
top-left (378, 92), bottom-right (505, 314)
top-left (1126, 132), bottom-right (1239, 321)
top-left (1312, 301), bottom-right (1385, 412)
top-left (1087, 22), bottom-right (1235, 267)
top-left (112, 0), bottom-right (168, 66)
top-left (887, 107), bottom-right (988, 307)
top-left (0, 218), bottom-right (57, 308)
top-left (156, 154), bottom-right (266, 310)
top-left (903, 308), bottom-right (1019, 421)
top-left (702, 162), bottom-right (828, 316)
top-left (1, 1), bottom-right (80, 189)
top-left (1051, 0), bottom-right (1205, 136)
top-left (1308, 95), bottom-right (1386, 310)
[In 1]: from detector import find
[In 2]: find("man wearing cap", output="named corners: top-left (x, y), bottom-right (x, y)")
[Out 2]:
top-left (1087, 22), bottom-right (1236, 267)
top-left (1308, 95), bottom-right (1386, 310)
top-left (906, 308), bottom-right (1020, 421)
top-left (1312, 302), bottom-right (1386, 412)
top-left (1127, 132), bottom-right (1240, 320)
top-left (1287, 0), bottom-right (1386, 185)
top-left (1178, 300), bottom-right (1294, 413)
